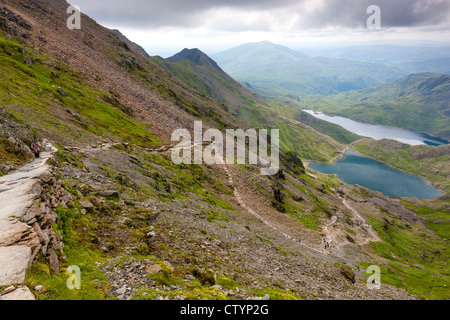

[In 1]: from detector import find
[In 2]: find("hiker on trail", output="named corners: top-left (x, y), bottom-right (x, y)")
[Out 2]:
top-left (31, 140), bottom-right (42, 158)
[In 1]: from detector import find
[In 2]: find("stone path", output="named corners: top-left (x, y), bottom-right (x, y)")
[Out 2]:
top-left (0, 140), bottom-right (57, 300)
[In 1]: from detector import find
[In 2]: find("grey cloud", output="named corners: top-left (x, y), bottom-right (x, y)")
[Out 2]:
top-left (293, 0), bottom-right (450, 29)
top-left (72, 0), bottom-right (450, 30)
top-left (73, 0), bottom-right (297, 28)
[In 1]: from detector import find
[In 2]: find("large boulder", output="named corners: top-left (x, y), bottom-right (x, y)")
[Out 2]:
top-left (0, 246), bottom-right (31, 286)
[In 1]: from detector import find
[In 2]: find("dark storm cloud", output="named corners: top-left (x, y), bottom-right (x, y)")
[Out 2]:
top-left (72, 0), bottom-right (297, 28)
top-left (72, 0), bottom-right (450, 30)
top-left (297, 0), bottom-right (450, 29)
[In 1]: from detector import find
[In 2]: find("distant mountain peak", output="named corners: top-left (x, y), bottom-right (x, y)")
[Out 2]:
top-left (211, 41), bottom-right (310, 66)
top-left (166, 48), bottom-right (223, 72)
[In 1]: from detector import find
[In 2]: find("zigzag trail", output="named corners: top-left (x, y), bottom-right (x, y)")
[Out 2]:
top-left (222, 163), bottom-right (382, 259)
top-left (222, 165), bottom-right (331, 255)
top-left (342, 198), bottom-right (381, 245)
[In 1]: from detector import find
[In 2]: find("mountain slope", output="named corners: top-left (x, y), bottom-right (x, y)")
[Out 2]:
top-left (0, 0), bottom-right (448, 301)
top-left (156, 48), bottom-right (362, 159)
top-left (212, 41), bottom-right (309, 68)
top-left (212, 41), bottom-right (406, 98)
top-left (308, 73), bottom-right (450, 139)
top-left (152, 48), bottom-right (266, 117)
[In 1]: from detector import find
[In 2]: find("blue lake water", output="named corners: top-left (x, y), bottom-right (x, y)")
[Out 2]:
top-left (308, 151), bottom-right (443, 199)
top-left (303, 110), bottom-right (449, 146)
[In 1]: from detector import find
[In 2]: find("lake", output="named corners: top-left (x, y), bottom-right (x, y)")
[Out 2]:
top-left (308, 151), bottom-right (443, 199)
top-left (303, 110), bottom-right (449, 146)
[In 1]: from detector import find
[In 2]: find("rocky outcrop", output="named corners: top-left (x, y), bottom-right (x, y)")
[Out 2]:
top-left (0, 4), bottom-right (31, 38)
top-left (0, 105), bottom-right (35, 174)
top-left (0, 141), bottom-right (74, 300)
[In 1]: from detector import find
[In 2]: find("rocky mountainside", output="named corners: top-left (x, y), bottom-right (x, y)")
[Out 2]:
top-left (0, 0), bottom-right (448, 301)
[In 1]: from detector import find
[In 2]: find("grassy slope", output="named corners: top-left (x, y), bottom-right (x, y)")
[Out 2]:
top-left (362, 197), bottom-right (449, 299)
top-left (352, 139), bottom-right (450, 193)
top-left (0, 35), bottom-right (161, 148)
top-left (151, 56), bottom-right (259, 115)
top-left (308, 73), bottom-right (450, 139)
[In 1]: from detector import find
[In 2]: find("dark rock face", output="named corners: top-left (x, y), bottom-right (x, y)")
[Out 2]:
top-left (0, 106), bottom-right (35, 174)
top-left (0, 4), bottom-right (31, 38)
top-left (166, 48), bottom-right (225, 73)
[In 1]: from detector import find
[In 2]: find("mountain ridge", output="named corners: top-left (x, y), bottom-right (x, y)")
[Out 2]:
top-left (212, 41), bottom-right (406, 98)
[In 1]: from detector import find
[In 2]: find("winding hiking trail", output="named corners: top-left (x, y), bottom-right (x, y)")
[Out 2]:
top-left (223, 166), bottom-right (297, 242)
top-left (323, 215), bottom-right (338, 253)
top-left (222, 165), bottom-right (338, 255)
top-left (0, 140), bottom-right (57, 300)
top-left (342, 198), bottom-right (381, 244)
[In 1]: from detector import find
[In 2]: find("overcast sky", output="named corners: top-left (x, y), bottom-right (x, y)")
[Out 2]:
top-left (71, 0), bottom-right (450, 57)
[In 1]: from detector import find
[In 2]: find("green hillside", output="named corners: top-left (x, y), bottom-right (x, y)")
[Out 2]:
top-left (308, 73), bottom-right (450, 139)
top-left (212, 41), bottom-right (406, 98)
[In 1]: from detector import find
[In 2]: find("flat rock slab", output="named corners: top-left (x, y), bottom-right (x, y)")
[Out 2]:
top-left (0, 218), bottom-right (32, 247)
top-left (0, 246), bottom-right (32, 286)
top-left (0, 286), bottom-right (35, 300)
top-left (0, 142), bottom-right (56, 222)
top-left (0, 154), bottom-right (54, 221)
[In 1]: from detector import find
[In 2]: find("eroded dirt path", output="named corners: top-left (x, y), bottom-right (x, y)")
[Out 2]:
top-left (342, 198), bottom-right (381, 245)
